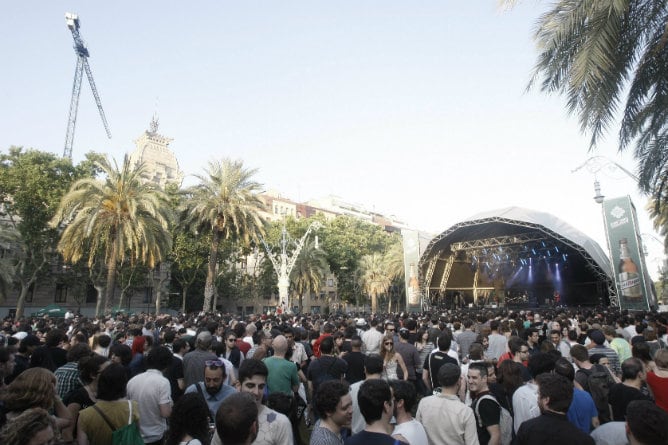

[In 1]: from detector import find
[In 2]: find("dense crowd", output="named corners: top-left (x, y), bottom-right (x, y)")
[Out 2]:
top-left (0, 306), bottom-right (667, 445)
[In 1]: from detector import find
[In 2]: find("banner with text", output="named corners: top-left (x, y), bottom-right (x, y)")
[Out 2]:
top-left (602, 196), bottom-right (651, 311)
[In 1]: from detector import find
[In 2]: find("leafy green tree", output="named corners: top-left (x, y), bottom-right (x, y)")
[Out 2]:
top-left (505, 1), bottom-right (668, 204)
top-left (50, 155), bottom-right (172, 315)
top-left (290, 238), bottom-right (329, 313)
top-left (0, 147), bottom-right (101, 318)
top-left (183, 159), bottom-right (266, 313)
top-left (0, 224), bottom-right (20, 300)
top-left (171, 230), bottom-right (208, 313)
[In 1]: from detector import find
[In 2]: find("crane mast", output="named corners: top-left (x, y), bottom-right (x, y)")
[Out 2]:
top-left (63, 12), bottom-right (111, 159)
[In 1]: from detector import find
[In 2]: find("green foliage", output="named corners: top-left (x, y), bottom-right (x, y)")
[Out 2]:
top-left (51, 155), bottom-right (173, 315)
top-left (183, 158), bottom-right (266, 312)
top-left (290, 238), bottom-right (329, 313)
top-left (0, 147), bottom-right (101, 317)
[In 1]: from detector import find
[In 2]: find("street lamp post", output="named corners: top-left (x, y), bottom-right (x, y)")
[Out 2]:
top-left (260, 221), bottom-right (322, 313)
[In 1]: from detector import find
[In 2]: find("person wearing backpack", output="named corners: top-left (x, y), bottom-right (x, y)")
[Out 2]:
top-left (468, 362), bottom-right (502, 445)
top-left (571, 344), bottom-right (614, 424)
top-left (515, 373), bottom-right (594, 445)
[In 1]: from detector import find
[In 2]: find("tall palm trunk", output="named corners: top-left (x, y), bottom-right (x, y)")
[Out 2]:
top-left (203, 231), bottom-right (221, 312)
top-left (181, 287), bottom-right (188, 313)
top-left (103, 239), bottom-right (119, 315)
top-left (371, 291), bottom-right (378, 313)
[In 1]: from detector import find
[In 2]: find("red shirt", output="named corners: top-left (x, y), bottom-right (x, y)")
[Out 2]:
top-left (236, 339), bottom-right (251, 356)
top-left (312, 333), bottom-right (331, 358)
top-left (647, 371), bottom-right (668, 412)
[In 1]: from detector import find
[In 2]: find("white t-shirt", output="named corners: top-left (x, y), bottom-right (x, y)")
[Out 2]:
top-left (393, 419), bottom-right (428, 445)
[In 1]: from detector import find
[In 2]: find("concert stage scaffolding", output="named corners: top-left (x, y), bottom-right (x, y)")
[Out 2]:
top-left (419, 207), bottom-right (617, 308)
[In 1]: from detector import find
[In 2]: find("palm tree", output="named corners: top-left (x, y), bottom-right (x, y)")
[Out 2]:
top-left (504, 1), bottom-right (668, 203)
top-left (290, 238), bottom-right (329, 313)
top-left (359, 253), bottom-right (392, 313)
top-left (384, 238), bottom-right (405, 281)
top-left (50, 156), bottom-right (172, 315)
top-left (184, 159), bottom-right (265, 313)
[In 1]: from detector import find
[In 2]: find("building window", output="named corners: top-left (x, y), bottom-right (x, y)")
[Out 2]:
top-left (26, 283), bottom-right (34, 303)
top-left (143, 287), bottom-right (153, 304)
top-left (86, 284), bottom-right (97, 303)
top-left (245, 306), bottom-right (254, 315)
top-left (55, 283), bottom-right (67, 303)
top-left (311, 306), bottom-right (321, 314)
top-left (320, 292), bottom-right (325, 300)
top-left (326, 278), bottom-right (334, 287)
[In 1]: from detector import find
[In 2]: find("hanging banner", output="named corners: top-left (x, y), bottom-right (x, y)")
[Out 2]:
top-left (402, 229), bottom-right (424, 313)
top-left (602, 196), bottom-right (652, 311)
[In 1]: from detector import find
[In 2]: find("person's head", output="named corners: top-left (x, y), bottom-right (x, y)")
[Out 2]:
top-left (626, 400), bottom-right (668, 445)
top-left (589, 330), bottom-right (606, 346)
top-left (203, 360), bottom-right (227, 395)
top-left (0, 408), bottom-right (55, 445)
top-left (216, 392), bottom-right (258, 445)
top-left (18, 334), bottom-right (41, 354)
top-left (166, 393), bottom-right (211, 445)
top-left (438, 363), bottom-right (462, 389)
top-left (145, 346), bottom-right (173, 371)
top-left (77, 354), bottom-right (109, 385)
top-left (467, 362), bottom-right (489, 394)
top-left (224, 331), bottom-right (238, 350)
top-left (237, 359), bottom-right (268, 405)
top-left (320, 336), bottom-right (334, 355)
top-left (469, 342), bottom-right (484, 360)
top-left (654, 349), bottom-right (668, 369)
top-left (384, 323), bottom-right (395, 334)
top-left (553, 357), bottom-right (575, 382)
top-left (272, 335), bottom-right (288, 356)
top-left (525, 327), bottom-right (539, 344)
top-left (364, 354), bottom-right (384, 376)
top-left (66, 342), bottom-right (92, 363)
top-left (621, 357), bottom-right (645, 382)
top-left (2, 367), bottom-right (56, 412)
top-left (109, 343), bottom-right (132, 366)
top-left (437, 331), bottom-right (452, 351)
top-left (382, 335), bottom-right (395, 356)
top-left (314, 380), bottom-right (352, 428)
top-left (527, 352), bottom-right (556, 379)
top-left (0, 347), bottom-right (15, 378)
top-left (549, 330), bottom-right (562, 345)
top-left (497, 360), bottom-right (524, 393)
top-left (508, 336), bottom-right (528, 357)
top-left (44, 329), bottom-right (65, 348)
top-left (536, 372), bottom-right (573, 414)
top-left (357, 379), bottom-right (393, 425)
top-left (390, 379), bottom-right (418, 414)
top-left (173, 338), bottom-right (190, 355)
top-left (196, 331), bottom-right (213, 351)
top-left (97, 363), bottom-right (128, 401)
top-left (130, 335), bottom-right (146, 357)
top-left (632, 342), bottom-right (653, 362)
top-left (569, 344), bottom-right (589, 364)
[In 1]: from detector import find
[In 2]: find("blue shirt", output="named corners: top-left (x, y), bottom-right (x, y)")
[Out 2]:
top-left (567, 388), bottom-right (598, 433)
top-left (185, 382), bottom-right (236, 420)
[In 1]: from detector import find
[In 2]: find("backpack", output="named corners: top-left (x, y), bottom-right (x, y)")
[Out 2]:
top-left (92, 400), bottom-right (144, 445)
top-left (577, 364), bottom-right (613, 423)
top-left (474, 394), bottom-right (513, 445)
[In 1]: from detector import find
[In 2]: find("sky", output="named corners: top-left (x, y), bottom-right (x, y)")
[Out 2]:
top-left (1, 1), bottom-right (665, 279)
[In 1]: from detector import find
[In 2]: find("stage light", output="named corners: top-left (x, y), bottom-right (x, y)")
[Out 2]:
top-left (555, 246), bottom-right (559, 253)
top-left (562, 254), bottom-right (567, 261)
top-left (531, 248), bottom-right (536, 255)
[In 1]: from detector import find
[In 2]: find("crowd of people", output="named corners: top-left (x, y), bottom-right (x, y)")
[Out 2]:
top-left (0, 305), bottom-right (667, 445)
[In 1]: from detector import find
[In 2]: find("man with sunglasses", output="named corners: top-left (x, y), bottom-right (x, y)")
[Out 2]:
top-left (185, 359), bottom-right (236, 422)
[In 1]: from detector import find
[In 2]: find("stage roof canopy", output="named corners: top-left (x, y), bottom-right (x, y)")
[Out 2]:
top-left (419, 207), bottom-right (613, 303)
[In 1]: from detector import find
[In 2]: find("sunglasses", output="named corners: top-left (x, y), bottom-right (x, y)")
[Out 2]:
top-left (205, 359), bottom-right (225, 368)
top-left (384, 342), bottom-right (393, 346)
top-left (227, 338), bottom-right (237, 342)
top-left (386, 329), bottom-right (395, 332)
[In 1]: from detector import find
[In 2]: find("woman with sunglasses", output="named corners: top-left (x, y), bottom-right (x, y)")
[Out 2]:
top-left (380, 335), bottom-right (409, 381)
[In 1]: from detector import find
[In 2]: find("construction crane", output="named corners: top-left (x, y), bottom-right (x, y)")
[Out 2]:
top-left (63, 12), bottom-right (111, 159)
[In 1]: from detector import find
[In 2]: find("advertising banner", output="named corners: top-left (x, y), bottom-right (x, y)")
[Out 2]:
top-left (402, 229), bottom-right (423, 313)
top-left (602, 196), bottom-right (652, 311)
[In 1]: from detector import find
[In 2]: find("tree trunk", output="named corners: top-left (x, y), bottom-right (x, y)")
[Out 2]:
top-left (103, 243), bottom-right (119, 316)
top-left (15, 286), bottom-right (29, 320)
top-left (371, 291), bottom-right (378, 313)
top-left (155, 288), bottom-right (161, 314)
top-left (203, 231), bottom-right (221, 313)
top-left (181, 287), bottom-right (188, 314)
top-left (94, 284), bottom-right (104, 316)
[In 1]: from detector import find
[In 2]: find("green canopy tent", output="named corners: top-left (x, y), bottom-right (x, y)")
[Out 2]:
top-left (31, 304), bottom-right (67, 318)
